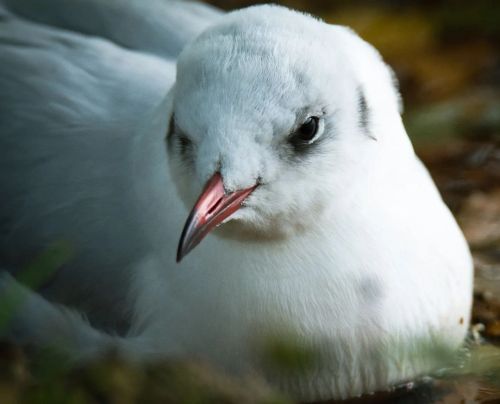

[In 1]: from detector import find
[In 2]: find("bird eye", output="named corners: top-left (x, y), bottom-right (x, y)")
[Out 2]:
top-left (290, 116), bottom-right (320, 147)
top-left (297, 116), bottom-right (319, 142)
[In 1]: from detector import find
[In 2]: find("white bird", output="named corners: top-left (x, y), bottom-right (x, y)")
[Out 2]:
top-left (0, 0), bottom-right (473, 401)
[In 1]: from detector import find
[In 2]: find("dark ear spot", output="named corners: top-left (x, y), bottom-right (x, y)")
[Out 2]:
top-left (358, 87), bottom-right (376, 141)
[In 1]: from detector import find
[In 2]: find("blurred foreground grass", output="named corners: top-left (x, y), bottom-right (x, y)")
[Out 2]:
top-left (2, 335), bottom-right (500, 403)
top-left (0, 342), bottom-right (289, 404)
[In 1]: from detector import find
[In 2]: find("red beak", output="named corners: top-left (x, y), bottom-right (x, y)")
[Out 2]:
top-left (176, 172), bottom-right (256, 262)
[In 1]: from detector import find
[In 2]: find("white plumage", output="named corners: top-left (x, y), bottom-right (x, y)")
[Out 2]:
top-left (0, 0), bottom-right (473, 400)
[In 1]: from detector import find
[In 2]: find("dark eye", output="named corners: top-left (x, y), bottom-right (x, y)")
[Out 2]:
top-left (296, 116), bottom-right (319, 142)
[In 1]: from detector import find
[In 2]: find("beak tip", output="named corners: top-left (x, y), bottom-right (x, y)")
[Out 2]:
top-left (175, 172), bottom-right (257, 264)
top-left (177, 234), bottom-right (195, 263)
top-left (176, 243), bottom-right (186, 263)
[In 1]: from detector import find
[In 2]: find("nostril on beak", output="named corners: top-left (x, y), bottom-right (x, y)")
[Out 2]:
top-left (207, 197), bottom-right (224, 216)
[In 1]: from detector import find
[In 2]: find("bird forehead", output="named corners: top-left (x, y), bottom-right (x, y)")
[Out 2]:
top-left (177, 35), bottom-right (307, 91)
top-left (174, 33), bottom-right (336, 139)
top-left (173, 82), bottom-right (296, 146)
top-left (175, 58), bottom-right (290, 137)
top-left (176, 17), bottom-right (337, 92)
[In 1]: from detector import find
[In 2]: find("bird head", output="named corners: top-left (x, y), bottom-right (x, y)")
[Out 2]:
top-left (167, 5), bottom-right (405, 261)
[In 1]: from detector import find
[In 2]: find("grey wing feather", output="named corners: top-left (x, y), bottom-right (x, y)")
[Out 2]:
top-left (0, 4), bottom-right (188, 329)
top-left (1, 0), bottom-right (221, 60)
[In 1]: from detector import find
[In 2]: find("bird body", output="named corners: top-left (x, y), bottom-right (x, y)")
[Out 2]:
top-left (0, 0), bottom-right (473, 400)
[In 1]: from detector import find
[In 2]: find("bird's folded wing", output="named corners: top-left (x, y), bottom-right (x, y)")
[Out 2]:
top-left (0, 0), bottom-right (221, 60)
top-left (0, 10), bottom-right (175, 317)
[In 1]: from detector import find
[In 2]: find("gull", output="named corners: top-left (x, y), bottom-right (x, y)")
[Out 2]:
top-left (0, 0), bottom-right (473, 400)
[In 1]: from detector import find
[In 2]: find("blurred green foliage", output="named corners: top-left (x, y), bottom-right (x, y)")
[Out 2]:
top-left (0, 242), bottom-right (73, 332)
